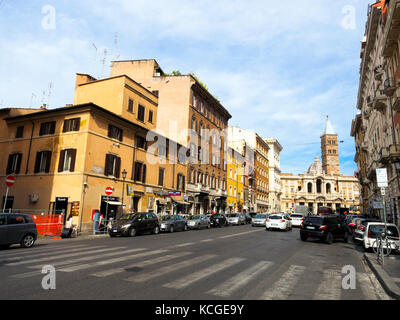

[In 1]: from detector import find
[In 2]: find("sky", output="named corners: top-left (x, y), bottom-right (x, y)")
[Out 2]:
top-left (0, 0), bottom-right (371, 176)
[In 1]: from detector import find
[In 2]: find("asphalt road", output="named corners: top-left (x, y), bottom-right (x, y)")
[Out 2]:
top-left (0, 224), bottom-right (392, 300)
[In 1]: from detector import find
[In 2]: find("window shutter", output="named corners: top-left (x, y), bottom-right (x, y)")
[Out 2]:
top-left (45, 151), bottom-right (52, 173)
top-left (119, 129), bottom-right (123, 142)
top-left (15, 153), bottom-right (22, 174)
top-left (50, 122), bottom-right (56, 134)
top-left (182, 175), bottom-right (185, 191)
top-left (104, 154), bottom-right (110, 176)
top-left (63, 120), bottom-right (68, 133)
top-left (34, 152), bottom-right (41, 173)
top-left (58, 150), bottom-right (65, 172)
top-left (108, 125), bottom-right (112, 138)
top-left (39, 123), bottom-right (45, 136)
top-left (70, 149), bottom-right (76, 172)
top-left (115, 157), bottom-right (121, 178)
top-left (142, 164), bottom-right (146, 183)
top-left (74, 118), bottom-right (81, 131)
top-left (6, 154), bottom-right (12, 174)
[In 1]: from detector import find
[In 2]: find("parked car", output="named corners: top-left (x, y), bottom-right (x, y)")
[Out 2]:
top-left (210, 214), bottom-right (228, 228)
top-left (346, 215), bottom-right (364, 234)
top-left (244, 213), bottom-right (252, 224)
top-left (227, 213), bottom-right (245, 225)
top-left (0, 213), bottom-right (38, 249)
top-left (252, 214), bottom-right (267, 227)
top-left (108, 212), bottom-right (160, 237)
top-left (159, 215), bottom-right (187, 233)
top-left (187, 215), bottom-right (210, 230)
top-left (352, 218), bottom-right (380, 243)
top-left (248, 212), bottom-right (258, 218)
top-left (289, 213), bottom-right (305, 228)
top-left (266, 214), bottom-right (292, 231)
top-left (363, 222), bottom-right (400, 253)
top-left (300, 216), bottom-right (348, 244)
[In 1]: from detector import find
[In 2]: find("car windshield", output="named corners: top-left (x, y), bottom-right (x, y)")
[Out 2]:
top-left (304, 217), bottom-right (323, 225)
top-left (227, 214), bottom-right (239, 218)
top-left (269, 216), bottom-right (282, 220)
top-left (160, 216), bottom-right (173, 221)
top-left (188, 215), bottom-right (200, 220)
top-left (369, 225), bottom-right (399, 239)
top-left (255, 214), bottom-right (266, 219)
top-left (291, 214), bottom-right (303, 218)
top-left (119, 213), bottom-right (137, 220)
top-left (212, 215), bottom-right (222, 218)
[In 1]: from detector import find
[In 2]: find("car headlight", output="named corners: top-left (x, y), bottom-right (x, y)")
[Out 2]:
top-left (122, 224), bottom-right (131, 229)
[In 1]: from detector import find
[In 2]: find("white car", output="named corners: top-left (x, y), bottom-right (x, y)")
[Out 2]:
top-left (289, 213), bottom-right (304, 227)
top-left (363, 222), bottom-right (400, 253)
top-left (266, 214), bottom-right (292, 231)
top-left (252, 214), bottom-right (268, 227)
top-left (227, 213), bottom-right (245, 225)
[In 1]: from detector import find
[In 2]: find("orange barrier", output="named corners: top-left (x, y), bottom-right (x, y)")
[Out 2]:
top-left (30, 214), bottom-right (64, 237)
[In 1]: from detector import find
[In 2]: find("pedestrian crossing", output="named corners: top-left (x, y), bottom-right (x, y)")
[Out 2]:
top-left (0, 243), bottom-right (391, 300)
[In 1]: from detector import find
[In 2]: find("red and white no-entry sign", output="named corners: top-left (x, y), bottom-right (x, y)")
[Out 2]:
top-left (5, 175), bottom-right (15, 187)
top-left (105, 186), bottom-right (114, 195)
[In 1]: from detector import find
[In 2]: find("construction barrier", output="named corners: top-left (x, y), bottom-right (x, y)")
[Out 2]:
top-left (29, 214), bottom-right (64, 237)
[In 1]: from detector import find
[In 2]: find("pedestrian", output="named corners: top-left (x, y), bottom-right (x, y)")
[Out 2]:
top-left (92, 209), bottom-right (100, 235)
top-left (61, 214), bottom-right (73, 238)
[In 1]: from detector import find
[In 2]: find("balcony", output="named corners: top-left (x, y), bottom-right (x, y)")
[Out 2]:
top-left (383, 78), bottom-right (397, 97)
top-left (392, 87), bottom-right (400, 112)
top-left (186, 183), bottom-right (201, 193)
top-left (360, 141), bottom-right (369, 152)
top-left (372, 93), bottom-right (387, 112)
top-left (382, 0), bottom-right (400, 57)
top-left (374, 66), bottom-right (384, 81)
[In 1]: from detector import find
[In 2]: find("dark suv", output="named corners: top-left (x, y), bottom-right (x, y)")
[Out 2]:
top-left (210, 214), bottom-right (228, 227)
top-left (300, 215), bottom-right (348, 244)
top-left (109, 212), bottom-right (160, 237)
top-left (0, 213), bottom-right (38, 249)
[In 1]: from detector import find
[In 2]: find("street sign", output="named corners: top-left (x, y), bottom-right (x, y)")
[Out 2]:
top-left (168, 191), bottom-right (181, 196)
top-left (381, 188), bottom-right (386, 196)
top-left (376, 168), bottom-right (388, 187)
top-left (105, 187), bottom-right (114, 196)
top-left (5, 175), bottom-right (15, 187)
top-left (373, 202), bottom-right (384, 209)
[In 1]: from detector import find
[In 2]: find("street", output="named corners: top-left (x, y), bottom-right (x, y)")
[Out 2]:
top-left (0, 225), bottom-right (391, 300)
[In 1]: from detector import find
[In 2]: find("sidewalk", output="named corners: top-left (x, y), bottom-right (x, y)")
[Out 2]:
top-left (364, 252), bottom-right (400, 300)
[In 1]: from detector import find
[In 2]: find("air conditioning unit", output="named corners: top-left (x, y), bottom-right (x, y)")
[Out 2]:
top-left (28, 194), bottom-right (39, 203)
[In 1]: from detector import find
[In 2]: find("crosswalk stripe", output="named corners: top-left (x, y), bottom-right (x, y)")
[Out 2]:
top-left (0, 244), bottom-right (90, 258)
top-left (259, 265), bottom-right (306, 300)
top-left (207, 261), bottom-right (273, 297)
top-left (313, 269), bottom-right (342, 300)
top-left (58, 249), bottom-right (168, 272)
top-left (163, 257), bottom-right (245, 290)
top-left (91, 252), bottom-right (192, 278)
top-left (1, 245), bottom-right (95, 262)
top-left (28, 248), bottom-right (146, 269)
top-left (200, 239), bottom-right (213, 243)
top-left (174, 242), bottom-right (195, 248)
top-left (218, 229), bottom-right (263, 239)
top-left (125, 254), bottom-right (216, 283)
top-left (5, 247), bottom-right (124, 266)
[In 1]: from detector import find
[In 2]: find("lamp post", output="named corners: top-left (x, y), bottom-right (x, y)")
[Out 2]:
top-left (121, 169), bottom-right (127, 209)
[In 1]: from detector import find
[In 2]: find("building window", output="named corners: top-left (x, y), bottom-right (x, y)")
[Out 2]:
top-left (177, 173), bottom-right (185, 191)
top-left (15, 126), bottom-right (24, 138)
top-left (63, 118), bottom-right (80, 133)
top-left (108, 124), bottom-right (123, 142)
top-left (34, 151), bottom-right (52, 173)
top-left (128, 99), bottom-right (134, 113)
top-left (316, 179), bottom-right (322, 193)
top-left (136, 135), bottom-right (147, 150)
top-left (104, 154), bottom-right (121, 178)
top-left (134, 161), bottom-right (146, 183)
top-left (137, 105), bottom-right (145, 122)
top-left (308, 182), bottom-right (312, 193)
top-left (58, 149), bottom-right (77, 172)
top-left (39, 121), bottom-right (56, 136)
top-left (148, 110), bottom-right (154, 123)
top-left (6, 153), bottom-right (22, 174)
top-left (158, 168), bottom-right (165, 186)
top-left (191, 116), bottom-right (197, 132)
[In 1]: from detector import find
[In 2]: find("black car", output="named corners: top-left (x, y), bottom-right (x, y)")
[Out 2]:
top-left (159, 215), bottom-right (187, 232)
top-left (109, 212), bottom-right (160, 237)
top-left (0, 213), bottom-right (38, 249)
top-left (210, 214), bottom-right (228, 227)
top-left (300, 215), bottom-right (348, 244)
top-left (244, 213), bottom-right (252, 224)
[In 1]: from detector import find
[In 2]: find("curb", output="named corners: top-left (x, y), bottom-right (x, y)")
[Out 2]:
top-left (364, 253), bottom-right (400, 300)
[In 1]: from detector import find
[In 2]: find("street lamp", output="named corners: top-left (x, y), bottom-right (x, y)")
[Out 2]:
top-left (121, 169), bottom-right (127, 208)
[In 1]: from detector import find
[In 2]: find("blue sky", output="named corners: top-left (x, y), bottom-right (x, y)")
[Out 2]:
top-left (0, 0), bottom-right (370, 175)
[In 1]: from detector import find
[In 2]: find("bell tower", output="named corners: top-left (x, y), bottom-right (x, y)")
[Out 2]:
top-left (321, 116), bottom-right (339, 176)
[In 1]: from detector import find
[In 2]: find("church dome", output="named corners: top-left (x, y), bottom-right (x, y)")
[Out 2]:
top-left (307, 156), bottom-right (323, 175)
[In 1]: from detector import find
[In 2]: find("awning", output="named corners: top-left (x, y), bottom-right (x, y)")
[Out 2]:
top-left (157, 199), bottom-right (168, 205)
top-left (106, 201), bottom-right (124, 206)
top-left (174, 200), bottom-right (191, 205)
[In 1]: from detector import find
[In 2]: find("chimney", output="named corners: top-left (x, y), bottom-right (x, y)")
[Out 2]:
top-left (40, 104), bottom-right (47, 110)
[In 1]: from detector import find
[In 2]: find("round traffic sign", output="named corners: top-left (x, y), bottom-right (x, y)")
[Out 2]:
top-left (105, 186), bottom-right (113, 195)
top-left (5, 175), bottom-right (15, 187)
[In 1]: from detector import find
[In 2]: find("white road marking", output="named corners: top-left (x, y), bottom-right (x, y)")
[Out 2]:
top-left (90, 252), bottom-right (192, 278)
top-left (0, 244), bottom-right (90, 258)
top-left (58, 249), bottom-right (168, 272)
top-left (207, 260), bottom-right (273, 297)
top-left (163, 257), bottom-right (245, 290)
top-left (5, 247), bottom-right (125, 266)
top-left (260, 265), bottom-right (306, 300)
top-left (125, 254), bottom-right (216, 283)
top-left (200, 239), bottom-right (213, 243)
top-left (173, 242), bottom-right (195, 248)
top-left (314, 269), bottom-right (342, 300)
top-left (218, 229), bottom-right (264, 239)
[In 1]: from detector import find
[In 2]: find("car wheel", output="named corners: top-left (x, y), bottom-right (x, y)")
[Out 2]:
top-left (300, 234), bottom-right (308, 242)
top-left (153, 226), bottom-right (160, 235)
top-left (343, 232), bottom-right (349, 243)
top-left (129, 228), bottom-right (137, 237)
top-left (21, 234), bottom-right (35, 248)
top-left (325, 232), bottom-right (333, 245)
top-left (170, 225), bottom-right (174, 233)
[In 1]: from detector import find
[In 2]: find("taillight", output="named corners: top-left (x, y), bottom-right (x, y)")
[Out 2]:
top-left (301, 223), bottom-right (304, 228)
top-left (281, 220), bottom-right (285, 223)
top-left (349, 223), bottom-right (355, 227)
top-left (266, 219), bottom-right (269, 222)
top-left (300, 219), bottom-right (303, 221)
top-left (358, 226), bottom-right (365, 230)
top-left (319, 225), bottom-right (327, 230)
top-left (368, 231), bottom-right (372, 238)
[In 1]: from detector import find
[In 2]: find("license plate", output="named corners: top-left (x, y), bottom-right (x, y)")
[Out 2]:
top-left (272, 224), bottom-right (278, 226)
top-left (113, 230), bottom-right (118, 232)
top-left (306, 226), bottom-right (314, 230)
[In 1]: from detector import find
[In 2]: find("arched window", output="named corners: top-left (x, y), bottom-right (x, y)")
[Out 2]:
top-left (199, 121), bottom-right (204, 138)
top-left (191, 116), bottom-right (197, 131)
top-left (308, 182), bottom-right (312, 193)
top-left (316, 179), bottom-right (322, 193)
top-left (326, 183), bottom-right (331, 194)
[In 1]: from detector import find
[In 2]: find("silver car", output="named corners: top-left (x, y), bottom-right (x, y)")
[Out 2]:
top-left (252, 214), bottom-right (268, 227)
top-left (227, 213), bottom-right (245, 225)
top-left (159, 215), bottom-right (188, 232)
top-left (186, 215), bottom-right (210, 230)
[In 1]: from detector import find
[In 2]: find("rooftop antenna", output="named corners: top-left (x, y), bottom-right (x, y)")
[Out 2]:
top-left (30, 93), bottom-right (36, 107)
top-left (114, 32), bottom-right (120, 60)
top-left (101, 48), bottom-right (108, 79)
top-left (92, 42), bottom-right (98, 77)
top-left (47, 81), bottom-right (52, 108)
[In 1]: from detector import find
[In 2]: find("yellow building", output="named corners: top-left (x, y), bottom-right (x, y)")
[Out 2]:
top-left (226, 147), bottom-right (245, 213)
